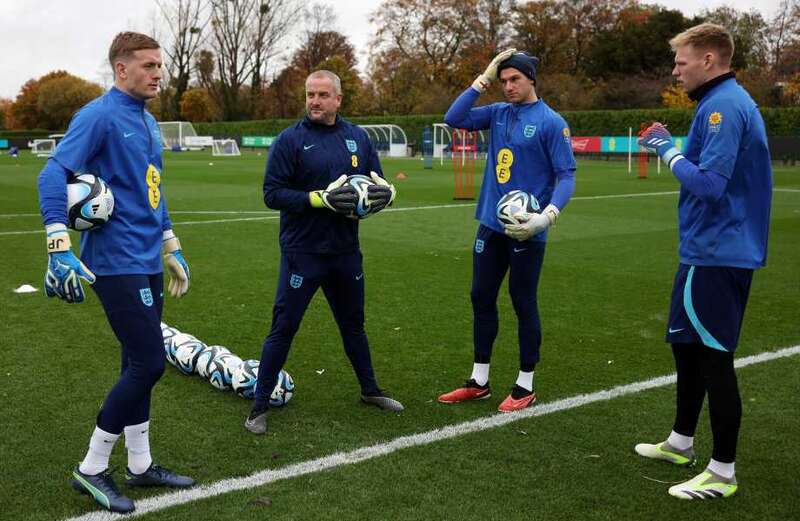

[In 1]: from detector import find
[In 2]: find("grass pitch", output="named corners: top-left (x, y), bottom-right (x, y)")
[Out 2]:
top-left (0, 151), bottom-right (798, 520)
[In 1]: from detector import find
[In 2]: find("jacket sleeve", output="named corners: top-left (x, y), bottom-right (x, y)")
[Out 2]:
top-left (444, 88), bottom-right (493, 131)
top-left (263, 133), bottom-right (311, 212)
top-left (38, 104), bottom-right (107, 226)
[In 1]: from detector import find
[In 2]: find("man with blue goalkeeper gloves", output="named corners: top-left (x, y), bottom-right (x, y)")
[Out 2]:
top-left (37, 32), bottom-right (194, 514)
top-left (245, 70), bottom-right (402, 435)
top-left (635, 23), bottom-right (772, 501)
top-left (438, 49), bottom-right (576, 413)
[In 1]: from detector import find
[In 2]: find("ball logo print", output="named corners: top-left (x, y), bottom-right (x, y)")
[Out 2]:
top-left (66, 174), bottom-right (114, 231)
top-left (345, 174), bottom-right (377, 219)
top-left (496, 190), bottom-right (540, 226)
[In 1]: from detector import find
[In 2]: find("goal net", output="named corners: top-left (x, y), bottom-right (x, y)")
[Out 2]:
top-left (212, 139), bottom-right (241, 157)
top-left (158, 121), bottom-right (198, 150)
top-left (31, 139), bottom-right (56, 157)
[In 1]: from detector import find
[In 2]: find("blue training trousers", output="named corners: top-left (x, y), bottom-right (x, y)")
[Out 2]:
top-left (254, 251), bottom-right (378, 409)
top-left (471, 225), bottom-right (546, 372)
top-left (92, 273), bottom-right (165, 434)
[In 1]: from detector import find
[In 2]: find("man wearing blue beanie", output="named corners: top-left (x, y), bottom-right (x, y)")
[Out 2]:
top-left (439, 49), bottom-right (576, 412)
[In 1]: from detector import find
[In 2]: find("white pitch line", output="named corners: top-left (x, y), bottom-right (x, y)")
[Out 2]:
top-left (4, 187), bottom-right (799, 236)
top-left (63, 344), bottom-right (800, 521)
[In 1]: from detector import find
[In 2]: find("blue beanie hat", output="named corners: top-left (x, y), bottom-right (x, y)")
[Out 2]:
top-left (497, 51), bottom-right (539, 81)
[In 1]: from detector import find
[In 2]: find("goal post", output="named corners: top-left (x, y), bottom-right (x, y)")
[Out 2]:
top-left (212, 139), bottom-right (241, 157)
top-left (158, 121), bottom-right (198, 150)
top-left (31, 139), bottom-right (56, 157)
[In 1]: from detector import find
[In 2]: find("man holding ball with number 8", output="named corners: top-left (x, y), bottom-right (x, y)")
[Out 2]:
top-left (246, 69), bottom-right (402, 435)
top-left (439, 49), bottom-right (576, 412)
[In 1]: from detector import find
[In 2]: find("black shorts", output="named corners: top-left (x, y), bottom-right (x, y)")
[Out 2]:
top-left (666, 264), bottom-right (753, 352)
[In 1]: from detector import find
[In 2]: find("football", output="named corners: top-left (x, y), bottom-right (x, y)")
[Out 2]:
top-left (173, 336), bottom-right (208, 375)
top-left (269, 370), bottom-right (295, 407)
top-left (345, 174), bottom-right (376, 219)
top-left (207, 353), bottom-right (243, 391)
top-left (196, 345), bottom-right (231, 379)
top-left (66, 174), bottom-right (114, 231)
top-left (231, 359), bottom-right (260, 398)
top-left (165, 332), bottom-right (197, 368)
top-left (496, 190), bottom-right (540, 226)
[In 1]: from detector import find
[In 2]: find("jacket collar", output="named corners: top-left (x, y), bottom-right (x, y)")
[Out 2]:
top-left (109, 86), bottom-right (146, 108)
top-left (688, 71), bottom-right (736, 102)
top-left (302, 114), bottom-right (342, 131)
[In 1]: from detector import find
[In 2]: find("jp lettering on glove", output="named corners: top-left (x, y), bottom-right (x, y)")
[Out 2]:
top-left (44, 223), bottom-right (96, 303)
top-left (309, 175), bottom-right (358, 214)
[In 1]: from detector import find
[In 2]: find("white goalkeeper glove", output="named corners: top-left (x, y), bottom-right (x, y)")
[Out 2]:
top-left (472, 48), bottom-right (517, 93)
top-left (163, 229), bottom-right (190, 298)
top-left (504, 204), bottom-right (560, 241)
top-left (44, 223), bottom-right (96, 303)
top-left (309, 175), bottom-right (358, 214)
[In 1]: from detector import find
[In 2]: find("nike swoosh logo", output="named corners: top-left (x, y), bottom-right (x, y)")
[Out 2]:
top-left (668, 327), bottom-right (685, 333)
top-left (303, 144), bottom-right (315, 150)
top-left (496, 122), bottom-right (504, 126)
top-left (513, 248), bottom-right (526, 253)
top-left (124, 132), bottom-right (135, 138)
top-left (355, 273), bottom-right (364, 280)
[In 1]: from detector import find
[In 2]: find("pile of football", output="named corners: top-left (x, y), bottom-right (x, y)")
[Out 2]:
top-left (160, 322), bottom-right (294, 407)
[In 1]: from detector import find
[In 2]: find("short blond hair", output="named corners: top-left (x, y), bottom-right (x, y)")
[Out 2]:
top-left (670, 23), bottom-right (734, 66)
top-left (109, 32), bottom-right (160, 71)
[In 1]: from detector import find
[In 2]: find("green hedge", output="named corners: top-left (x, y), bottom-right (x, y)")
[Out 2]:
top-left (194, 107), bottom-right (799, 143)
top-left (560, 107), bottom-right (800, 136)
top-left (195, 114), bottom-right (443, 146)
top-left (0, 129), bottom-right (54, 140)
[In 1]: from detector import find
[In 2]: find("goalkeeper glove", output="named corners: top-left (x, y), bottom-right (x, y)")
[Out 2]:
top-left (638, 122), bottom-right (684, 169)
top-left (472, 48), bottom-right (517, 93)
top-left (163, 229), bottom-right (190, 298)
top-left (367, 171), bottom-right (396, 214)
top-left (309, 175), bottom-right (358, 214)
top-left (504, 204), bottom-right (560, 241)
top-left (44, 223), bottom-right (96, 304)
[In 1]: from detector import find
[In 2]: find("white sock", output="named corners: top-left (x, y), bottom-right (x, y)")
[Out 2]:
top-left (667, 430), bottom-right (694, 451)
top-left (124, 421), bottom-right (153, 474)
top-left (707, 458), bottom-right (735, 479)
top-left (515, 370), bottom-right (534, 392)
top-left (79, 426), bottom-right (120, 475)
top-left (470, 363), bottom-right (490, 386)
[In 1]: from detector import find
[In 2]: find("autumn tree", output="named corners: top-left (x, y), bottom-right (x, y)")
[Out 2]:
top-left (180, 88), bottom-right (216, 121)
top-left (9, 71), bottom-right (102, 130)
top-left (156, 0), bottom-right (210, 120)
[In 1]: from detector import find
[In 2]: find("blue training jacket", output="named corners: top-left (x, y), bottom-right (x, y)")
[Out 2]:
top-left (263, 115), bottom-right (383, 254)
top-left (38, 87), bottom-right (171, 275)
top-left (678, 76), bottom-right (772, 269)
top-left (445, 88), bottom-right (576, 240)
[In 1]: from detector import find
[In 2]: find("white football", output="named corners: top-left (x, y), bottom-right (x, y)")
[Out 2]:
top-left (67, 174), bottom-right (114, 231)
top-left (496, 190), bottom-right (540, 226)
top-left (196, 345), bottom-right (231, 379)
